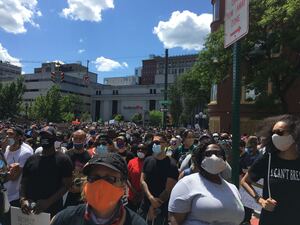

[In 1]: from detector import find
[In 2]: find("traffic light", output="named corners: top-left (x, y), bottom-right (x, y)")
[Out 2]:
top-left (50, 72), bottom-right (56, 82)
top-left (61, 72), bottom-right (65, 82)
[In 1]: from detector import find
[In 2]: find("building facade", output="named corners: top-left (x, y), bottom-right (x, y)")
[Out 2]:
top-left (91, 84), bottom-right (164, 121)
top-left (103, 76), bottom-right (139, 86)
top-left (23, 62), bottom-right (99, 114)
top-left (91, 54), bottom-right (199, 122)
top-left (140, 54), bottom-right (198, 85)
top-left (0, 61), bottom-right (21, 83)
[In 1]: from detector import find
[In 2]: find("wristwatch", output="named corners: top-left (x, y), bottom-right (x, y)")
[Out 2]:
top-left (254, 194), bottom-right (261, 203)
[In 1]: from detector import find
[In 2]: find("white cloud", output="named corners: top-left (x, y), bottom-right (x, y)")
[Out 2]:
top-left (46, 60), bottom-right (65, 65)
top-left (94, 57), bottom-right (128, 72)
top-left (0, 43), bottom-right (22, 67)
top-left (62, 0), bottom-right (114, 22)
top-left (78, 49), bottom-right (85, 54)
top-left (0, 0), bottom-right (41, 34)
top-left (79, 38), bottom-right (84, 43)
top-left (153, 11), bottom-right (212, 51)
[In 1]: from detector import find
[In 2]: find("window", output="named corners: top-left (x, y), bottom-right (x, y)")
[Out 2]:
top-left (213, 0), bottom-right (220, 21)
top-left (149, 100), bottom-right (156, 111)
top-left (112, 100), bottom-right (118, 116)
top-left (153, 89), bottom-right (156, 94)
top-left (210, 84), bottom-right (218, 102)
top-left (150, 89), bottom-right (153, 94)
top-left (113, 90), bottom-right (118, 95)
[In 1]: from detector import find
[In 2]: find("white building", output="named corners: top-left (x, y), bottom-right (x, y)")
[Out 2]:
top-left (91, 84), bottom-right (165, 121)
top-left (24, 62), bottom-right (99, 113)
top-left (103, 76), bottom-right (139, 86)
top-left (0, 61), bottom-right (21, 83)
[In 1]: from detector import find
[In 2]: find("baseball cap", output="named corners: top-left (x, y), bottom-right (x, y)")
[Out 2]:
top-left (83, 152), bottom-right (128, 180)
top-left (40, 126), bottom-right (56, 137)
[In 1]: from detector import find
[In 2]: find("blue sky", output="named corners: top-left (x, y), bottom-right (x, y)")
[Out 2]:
top-left (0, 0), bottom-right (212, 83)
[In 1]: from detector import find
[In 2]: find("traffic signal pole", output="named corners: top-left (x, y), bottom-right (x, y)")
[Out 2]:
top-left (163, 49), bottom-right (169, 130)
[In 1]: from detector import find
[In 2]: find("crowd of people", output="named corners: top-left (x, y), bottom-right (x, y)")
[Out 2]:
top-left (0, 114), bottom-right (299, 225)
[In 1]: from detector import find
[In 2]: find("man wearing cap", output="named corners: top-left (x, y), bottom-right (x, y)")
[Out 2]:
top-left (2, 127), bottom-right (33, 225)
top-left (19, 126), bottom-right (73, 217)
top-left (51, 152), bottom-right (147, 225)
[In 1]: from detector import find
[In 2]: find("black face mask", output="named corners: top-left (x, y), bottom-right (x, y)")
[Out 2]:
top-left (40, 137), bottom-right (55, 149)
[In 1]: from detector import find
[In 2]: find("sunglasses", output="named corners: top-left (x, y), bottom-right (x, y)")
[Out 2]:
top-left (205, 150), bottom-right (223, 158)
top-left (87, 175), bottom-right (122, 184)
top-left (272, 130), bottom-right (289, 136)
top-left (153, 141), bottom-right (166, 145)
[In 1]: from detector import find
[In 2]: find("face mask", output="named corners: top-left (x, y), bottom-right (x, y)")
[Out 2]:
top-left (8, 138), bottom-right (15, 146)
top-left (272, 134), bottom-right (295, 151)
top-left (137, 152), bottom-right (145, 159)
top-left (96, 145), bottom-right (108, 154)
top-left (201, 154), bottom-right (226, 175)
top-left (40, 138), bottom-right (54, 149)
top-left (152, 143), bottom-right (161, 155)
top-left (114, 142), bottom-right (125, 150)
top-left (84, 179), bottom-right (124, 215)
top-left (73, 142), bottom-right (84, 150)
top-left (54, 141), bottom-right (62, 149)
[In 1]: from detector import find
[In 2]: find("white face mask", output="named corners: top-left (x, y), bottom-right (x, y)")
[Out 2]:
top-left (272, 134), bottom-right (295, 151)
top-left (137, 152), bottom-right (145, 159)
top-left (7, 138), bottom-right (15, 146)
top-left (201, 154), bottom-right (226, 175)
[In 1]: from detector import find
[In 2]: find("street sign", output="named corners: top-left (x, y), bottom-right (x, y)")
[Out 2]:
top-left (160, 108), bottom-right (168, 112)
top-left (159, 100), bottom-right (171, 105)
top-left (224, 0), bottom-right (249, 48)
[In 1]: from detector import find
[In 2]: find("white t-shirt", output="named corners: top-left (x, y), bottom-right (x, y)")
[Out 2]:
top-left (4, 145), bottom-right (33, 202)
top-left (21, 142), bottom-right (34, 154)
top-left (168, 173), bottom-right (244, 225)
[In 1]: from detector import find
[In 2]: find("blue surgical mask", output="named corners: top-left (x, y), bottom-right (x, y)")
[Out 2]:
top-left (8, 138), bottom-right (15, 146)
top-left (96, 145), bottom-right (108, 154)
top-left (152, 143), bottom-right (161, 155)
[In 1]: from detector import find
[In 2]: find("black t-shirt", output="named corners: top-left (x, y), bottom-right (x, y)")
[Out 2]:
top-left (118, 150), bottom-right (135, 164)
top-left (249, 152), bottom-right (300, 225)
top-left (22, 152), bottom-right (73, 216)
top-left (65, 150), bottom-right (91, 207)
top-left (142, 156), bottom-right (179, 214)
top-left (51, 204), bottom-right (147, 225)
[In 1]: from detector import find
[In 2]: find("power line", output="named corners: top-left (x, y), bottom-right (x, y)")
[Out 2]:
top-left (6, 54), bottom-right (166, 65)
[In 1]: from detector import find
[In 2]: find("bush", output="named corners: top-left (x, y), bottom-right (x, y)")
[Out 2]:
top-left (114, 114), bottom-right (124, 122)
top-left (149, 110), bottom-right (162, 127)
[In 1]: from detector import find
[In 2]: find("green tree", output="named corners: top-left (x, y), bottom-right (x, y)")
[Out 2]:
top-left (169, 81), bottom-right (183, 126)
top-left (131, 113), bottom-right (142, 124)
top-left (189, 0), bottom-right (300, 114)
top-left (29, 85), bottom-right (84, 122)
top-left (60, 94), bottom-right (83, 119)
top-left (114, 114), bottom-right (124, 122)
top-left (81, 112), bottom-right (92, 122)
top-left (0, 77), bottom-right (25, 119)
top-left (149, 110), bottom-right (162, 127)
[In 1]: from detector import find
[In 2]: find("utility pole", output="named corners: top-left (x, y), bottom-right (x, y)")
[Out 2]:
top-left (162, 49), bottom-right (168, 130)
